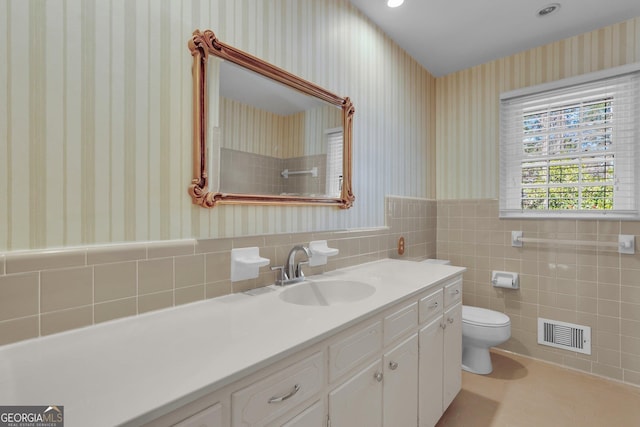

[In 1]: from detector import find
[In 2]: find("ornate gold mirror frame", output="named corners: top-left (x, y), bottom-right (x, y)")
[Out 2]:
top-left (188, 29), bottom-right (355, 208)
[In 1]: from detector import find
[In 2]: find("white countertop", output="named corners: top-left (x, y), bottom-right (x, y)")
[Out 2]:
top-left (0, 259), bottom-right (465, 426)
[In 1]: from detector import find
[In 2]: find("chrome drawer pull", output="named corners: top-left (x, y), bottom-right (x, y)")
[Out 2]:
top-left (268, 384), bottom-right (300, 404)
top-left (451, 289), bottom-right (460, 295)
top-left (374, 371), bottom-right (383, 382)
top-left (389, 361), bottom-right (399, 370)
top-left (447, 317), bottom-right (454, 324)
top-left (429, 301), bottom-right (439, 309)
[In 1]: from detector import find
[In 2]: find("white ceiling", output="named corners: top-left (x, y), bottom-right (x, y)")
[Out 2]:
top-left (220, 61), bottom-right (326, 116)
top-left (349, 0), bottom-right (640, 77)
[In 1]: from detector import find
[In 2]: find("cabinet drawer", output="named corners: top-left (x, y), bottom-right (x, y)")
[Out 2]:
top-left (419, 288), bottom-right (443, 324)
top-left (384, 302), bottom-right (418, 346)
top-left (329, 321), bottom-right (382, 382)
top-left (444, 276), bottom-right (462, 307)
top-left (232, 352), bottom-right (324, 427)
top-left (174, 403), bottom-right (222, 427)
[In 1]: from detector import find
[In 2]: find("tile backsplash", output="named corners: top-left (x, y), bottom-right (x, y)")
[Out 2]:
top-left (0, 196), bottom-right (436, 346)
top-left (218, 148), bottom-right (329, 196)
top-left (3, 195), bottom-right (640, 389)
top-left (437, 199), bottom-right (640, 387)
top-left (219, 148), bottom-right (285, 195)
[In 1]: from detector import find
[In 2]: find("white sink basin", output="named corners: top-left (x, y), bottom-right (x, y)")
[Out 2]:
top-left (279, 280), bottom-right (376, 306)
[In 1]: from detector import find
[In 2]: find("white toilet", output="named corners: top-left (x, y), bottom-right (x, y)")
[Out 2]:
top-left (462, 305), bottom-right (511, 374)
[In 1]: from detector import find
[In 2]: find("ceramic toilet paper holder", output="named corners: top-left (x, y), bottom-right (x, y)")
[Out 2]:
top-left (491, 271), bottom-right (519, 289)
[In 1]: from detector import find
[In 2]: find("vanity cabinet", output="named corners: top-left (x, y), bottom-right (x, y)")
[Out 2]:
top-left (418, 276), bottom-right (463, 427)
top-left (325, 297), bottom-right (420, 427)
top-left (327, 333), bottom-right (418, 427)
top-left (328, 321), bottom-right (382, 383)
top-left (418, 316), bottom-right (443, 427)
top-left (443, 303), bottom-right (462, 410)
top-left (173, 403), bottom-right (223, 427)
top-left (280, 401), bottom-right (324, 427)
top-left (382, 334), bottom-right (419, 427)
top-left (231, 352), bottom-right (324, 427)
top-left (145, 273), bottom-right (463, 427)
top-left (143, 391), bottom-right (230, 427)
top-left (329, 359), bottom-right (382, 426)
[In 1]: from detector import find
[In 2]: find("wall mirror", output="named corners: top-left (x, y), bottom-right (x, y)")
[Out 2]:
top-left (188, 29), bottom-right (355, 208)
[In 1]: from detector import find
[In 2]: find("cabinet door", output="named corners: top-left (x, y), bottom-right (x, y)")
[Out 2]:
top-left (418, 316), bottom-right (444, 427)
top-left (329, 360), bottom-right (383, 427)
top-left (280, 400), bottom-right (324, 427)
top-left (443, 303), bottom-right (462, 410)
top-left (383, 334), bottom-right (418, 427)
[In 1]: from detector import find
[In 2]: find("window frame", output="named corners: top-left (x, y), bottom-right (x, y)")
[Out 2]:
top-left (499, 62), bottom-right (640, 220)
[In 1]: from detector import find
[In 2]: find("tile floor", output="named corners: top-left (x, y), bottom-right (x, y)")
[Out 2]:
top-left (437, 349), bottom-right (640, 427)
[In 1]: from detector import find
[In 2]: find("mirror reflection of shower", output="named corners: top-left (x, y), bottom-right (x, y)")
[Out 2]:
top-left (215, 61), bottom-right (343, 197)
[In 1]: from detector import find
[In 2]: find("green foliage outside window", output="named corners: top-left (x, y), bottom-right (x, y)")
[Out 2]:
top-left (520, 98), bottom-right (614, 211)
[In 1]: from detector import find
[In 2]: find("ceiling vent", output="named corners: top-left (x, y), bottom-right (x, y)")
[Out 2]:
top-left (537, 3), bottom-right (561, 17)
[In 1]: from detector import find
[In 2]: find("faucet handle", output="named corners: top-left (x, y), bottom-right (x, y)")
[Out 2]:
top-left (270, 265), bottom-right (286, 285)
top-left (295, 261), bottom-right (309, 278)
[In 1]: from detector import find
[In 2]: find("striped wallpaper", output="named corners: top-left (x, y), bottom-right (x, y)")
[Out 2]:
top-left (302, 104), bottom-right (342, 157)
top-left (220, 97), bottom-right (289, 158)
top-left (0, 0), bottom-right (436, 251)
top-left (436, 17), bottom-right (640, 200)
top-left (220, 98), bottom-right (340, 159)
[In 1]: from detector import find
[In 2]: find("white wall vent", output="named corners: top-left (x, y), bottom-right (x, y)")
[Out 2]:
top-left (537, 318), bottom-right (591, 355)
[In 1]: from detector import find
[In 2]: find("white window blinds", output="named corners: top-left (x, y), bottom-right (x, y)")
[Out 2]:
top-left (500, 63), bottom-right (640, 219)
top-left (325, 129), bottom-right (343, 197)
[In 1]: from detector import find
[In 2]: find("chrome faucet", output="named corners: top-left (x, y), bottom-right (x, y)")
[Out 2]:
top-left (272, 245), bottom-right (311, 286)
top-left (285, 245), bottom-right (311, 281)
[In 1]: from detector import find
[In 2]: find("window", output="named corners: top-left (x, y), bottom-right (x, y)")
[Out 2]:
top-left (500, 63), bottom-right (640, 219)
top-left (325, 128), bottom-right (343, 197)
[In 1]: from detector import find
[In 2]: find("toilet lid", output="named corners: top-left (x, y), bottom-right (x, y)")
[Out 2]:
top-left (463, 305), bottom-right (510, 327)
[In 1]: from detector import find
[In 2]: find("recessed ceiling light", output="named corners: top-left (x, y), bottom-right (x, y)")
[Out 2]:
top-left (537, 3), bottom-right (561, 17)
top-left (387, 0), bottom-right (405, 8)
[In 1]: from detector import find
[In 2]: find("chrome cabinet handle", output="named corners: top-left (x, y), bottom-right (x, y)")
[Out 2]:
top-left (389, 361), bottom-right (398, 370)
top-left (268, 384), bottom-right (300, 404)
top-left (440, 322), bottom-right (447, 329)
top-left (451, 289), bottom-right (460, 295)
top-left (429, 301), bottom-right (439, 309)
top-left (447, 317), bottom-right (454, 324)
top-left (374, 371), bottom-right (383, 382)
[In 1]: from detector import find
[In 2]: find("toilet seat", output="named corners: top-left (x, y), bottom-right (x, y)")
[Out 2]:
top-left (463, 306), bottom-right (510, 328)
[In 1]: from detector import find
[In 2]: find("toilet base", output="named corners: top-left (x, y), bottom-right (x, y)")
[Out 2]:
top-left (462, 346), bottom-right (493, 375)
